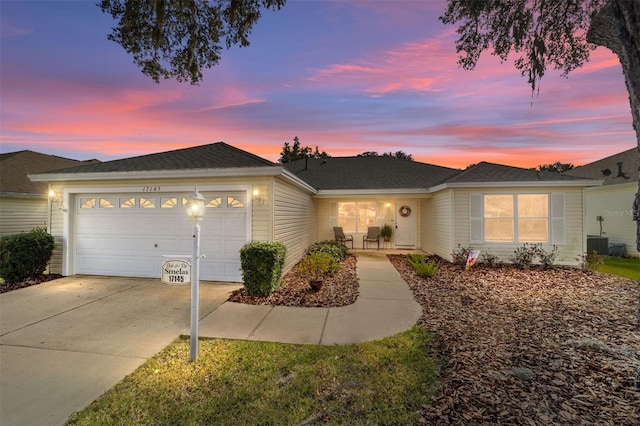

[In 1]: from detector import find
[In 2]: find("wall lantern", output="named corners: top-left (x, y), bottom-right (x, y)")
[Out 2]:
top-left (187, 186), bottom-right (205, 361)
top-left (252, 188), bottom-right (264, 204)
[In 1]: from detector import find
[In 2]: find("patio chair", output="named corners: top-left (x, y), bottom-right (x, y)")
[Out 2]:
top-left (363, 226), bottom-right (380, 250)
top-left (333, 227), bottom-right (353, 248)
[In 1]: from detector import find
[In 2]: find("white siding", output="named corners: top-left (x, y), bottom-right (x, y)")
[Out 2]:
top-left (273, 179), bottom-right (315, 271)
top-left (0, 196), bottom-right (48, 236)
top-left (421, 190), bottom-right (453, 258)
top-left (452, 187), bottom-right (585, 265)
top-left (584, 183), bottom-right (638, 257)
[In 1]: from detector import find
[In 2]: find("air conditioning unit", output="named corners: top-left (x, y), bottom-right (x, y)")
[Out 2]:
top-left (587, 236), bottom-right (609, 254)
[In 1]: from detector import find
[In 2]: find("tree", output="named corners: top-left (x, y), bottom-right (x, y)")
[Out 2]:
top-left (99, 0), bottom-right (286, 84)
top-left (278, 136), bottom-right (329, 164)
top-left (536, 162), bottom-right (575, 173)
top-left (440, 0), bottom-right (639, 246)
top-left (441, 0), bottom-right (640, 322)
top-left (357, 151), bottom-right (414, 161)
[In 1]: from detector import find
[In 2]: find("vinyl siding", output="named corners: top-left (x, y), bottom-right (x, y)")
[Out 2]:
top-left (0, 196), bottom-right (48, 236)
top-left (452, 187), bottom-right (585, 265)
top-left (273, 178), bottom-right (316, 271)
top-left (584, 183), bottom-right (638, 257)
top-left (421, 190), bottom-right (453, 258)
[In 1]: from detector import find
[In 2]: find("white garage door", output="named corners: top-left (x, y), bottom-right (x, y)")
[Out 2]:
top-left (75, 191), bottom-right (247, 282)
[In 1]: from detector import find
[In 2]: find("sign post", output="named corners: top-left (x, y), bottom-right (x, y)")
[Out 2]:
top-left (186, 187), bottom-right (206, 362)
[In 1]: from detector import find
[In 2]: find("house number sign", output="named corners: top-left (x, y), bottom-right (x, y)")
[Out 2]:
top-left (162, 259), bottom-right (191, 285)
top-left (142, 186), bottom-right (161, 192)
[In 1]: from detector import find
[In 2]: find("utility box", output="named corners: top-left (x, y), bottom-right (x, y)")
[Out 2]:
top-left (586, 236), bottom-right (609, 255)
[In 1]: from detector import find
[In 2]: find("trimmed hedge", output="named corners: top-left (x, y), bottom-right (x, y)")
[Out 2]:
top-left (0, 227), bottom-right (55, 284)
top-left (308, 240), bottom-right (347, 260)
top-left (240, 241), bottom-right (287, 296)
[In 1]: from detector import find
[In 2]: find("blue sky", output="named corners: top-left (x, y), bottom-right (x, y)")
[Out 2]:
top-left (0, 0), bottom-right (634, 168)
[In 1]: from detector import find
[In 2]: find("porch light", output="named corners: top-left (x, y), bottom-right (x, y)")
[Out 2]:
top-left (187, 186), bottom-right (205, 362)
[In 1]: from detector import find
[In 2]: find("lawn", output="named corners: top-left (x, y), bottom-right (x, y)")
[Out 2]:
top-left (66, 326), bottom-right (437, 425)
top-left (599, 256), bottom-right (640, 280)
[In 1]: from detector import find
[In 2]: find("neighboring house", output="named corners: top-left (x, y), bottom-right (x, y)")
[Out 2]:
top-left (566, 147), bottom-right (639, 257)
top-left (30, 142), bottom-right (600, 282)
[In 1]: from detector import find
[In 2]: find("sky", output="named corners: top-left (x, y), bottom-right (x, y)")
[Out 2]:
top-left (0, 1), bottom-right (635, 169)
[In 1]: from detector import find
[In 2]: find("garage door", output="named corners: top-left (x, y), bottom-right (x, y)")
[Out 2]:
top-left (75, 192), bottom-right (247, 282)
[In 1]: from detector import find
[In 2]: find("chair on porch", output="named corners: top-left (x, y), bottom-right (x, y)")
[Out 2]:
top-left (363, 226), bottom-right (380, 250)
top-left (333, 227), bottom-right (354, 248)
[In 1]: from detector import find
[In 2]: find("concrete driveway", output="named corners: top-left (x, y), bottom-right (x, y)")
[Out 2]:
top-left (0, 275), bottom-right (239, 426)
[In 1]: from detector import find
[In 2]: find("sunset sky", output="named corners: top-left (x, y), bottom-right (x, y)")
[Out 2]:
top-left (0, 1), bottom-right (634, 169)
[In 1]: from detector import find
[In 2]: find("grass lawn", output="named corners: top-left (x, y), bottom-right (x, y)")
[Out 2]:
top-left (599, 256), bottom-right (640, 280)
top-left (66, 326), bottom-right (437, 425)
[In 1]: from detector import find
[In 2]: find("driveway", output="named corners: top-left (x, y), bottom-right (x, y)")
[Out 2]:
top-left (0, 276), bottom-right (240, 426)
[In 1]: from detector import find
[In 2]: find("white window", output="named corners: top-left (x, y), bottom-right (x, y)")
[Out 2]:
top-left (338, 202), bottom-right (377, 233)
top-left (470, 193), bottom-right (563, 244)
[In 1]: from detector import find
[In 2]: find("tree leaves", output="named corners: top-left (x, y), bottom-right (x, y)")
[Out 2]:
top-left (100, 0), bottom-right (286, 84)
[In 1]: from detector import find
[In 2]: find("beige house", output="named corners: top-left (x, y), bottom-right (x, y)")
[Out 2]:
top-left (566, 147), bottom-right (639, 257)
top-left (30, 142), bottom-right (601, 282)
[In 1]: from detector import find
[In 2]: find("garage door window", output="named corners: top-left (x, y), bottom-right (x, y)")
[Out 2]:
top-left (228, 196), bottom-right (244, 208)
top-left (207, 197), bottom-right (223, 208)
top-left (120, 197), bottom-right (136, 208)
top-left (80, 198), bottom-right (96, 209)
top-left (100, 198), bottom-right (115, 208)
top-left (161, 197), bottom-right (188, 208)
top-left (139, 198), bottom-right (156, 208)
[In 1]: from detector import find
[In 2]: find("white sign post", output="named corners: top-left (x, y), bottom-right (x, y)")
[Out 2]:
top-left (186, 187), bottom-right (206, 362)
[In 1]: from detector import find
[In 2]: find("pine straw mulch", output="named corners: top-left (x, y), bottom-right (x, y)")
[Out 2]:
top-left (228, 254), bottom-right (359, 308)
top-left (388, 255), bottom-right (640, 426)
top-left (0, 274), bottom-right (64, 294)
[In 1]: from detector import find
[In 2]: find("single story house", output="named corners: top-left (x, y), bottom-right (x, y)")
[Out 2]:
top-left (566, 147), bottom-right (639, 257)
top-left (30, 142), bottom-right (601, 282)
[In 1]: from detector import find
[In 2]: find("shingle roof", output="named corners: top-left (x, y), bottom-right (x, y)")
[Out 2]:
top-left (47, 142), bottom-right (275, 175)
top-left (565, 148), bottom-right (637, 185)
top-left (444, 161), bottom-right (594, 184)
top-left (284, 156), bottom-right (460, 190)
top-left (0, 151), bottom-right (99, 195)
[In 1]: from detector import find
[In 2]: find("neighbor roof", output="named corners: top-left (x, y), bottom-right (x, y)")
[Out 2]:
top-left (565, 148), bottom-right (637, 185)
top-left (284, 156), bottom-right (460, 190)
top-left (45, 142), bottom-right (275, 175)
top-left (0, 151), bottom-right (99, 196)
top-left (444, 161), bottom-right (595, 184)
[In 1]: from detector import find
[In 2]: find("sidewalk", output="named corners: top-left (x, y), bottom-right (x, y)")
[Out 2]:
top-left (195, 251), bottom-right (423, 345)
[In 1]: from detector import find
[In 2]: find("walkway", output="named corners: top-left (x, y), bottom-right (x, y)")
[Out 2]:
top-left (195, 251), bottom-right (423, 345)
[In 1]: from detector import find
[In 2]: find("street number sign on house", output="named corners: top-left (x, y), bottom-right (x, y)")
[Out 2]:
top-left (162, 257), bottom-right (191, 285)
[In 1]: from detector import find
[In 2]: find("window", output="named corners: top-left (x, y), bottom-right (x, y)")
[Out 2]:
top-left (99, 198), bottom-right (115, 208)
top-left (139, 198), bottom-right (156, 208)
top-left (338, 202), bottom-right (377, 233)
top-left (80, 198), bottom-right (96, 209)
top-left (471, 193), bottom-right (560, 244)
top-left (227, 196), bottom-right (244, 208)
top-left (120, 198), bottom-right (136, 208)
top-left (206, 197), bottom-right (222, 208)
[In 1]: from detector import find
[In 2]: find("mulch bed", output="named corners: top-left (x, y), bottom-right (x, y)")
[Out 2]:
top-left (388, 255), bottom-right (640, 425)
top-left (228, 254), bottom-right (359, 308)
top-left (0, 274), bottom-right (64, 294)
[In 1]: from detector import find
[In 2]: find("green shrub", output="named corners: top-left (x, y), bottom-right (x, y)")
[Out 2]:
top-left (298, 252), bottom-right (338, 280)
top-left (0, 227), bottom-right (55, 284)
top-left (479, 252), bottom-right (500, 267)
top-left (451, 244), bottom-right (472, 268)
top-left (309, 240), bottom-right (347, 260)
top-left (577, 251), bottom-right (604, 271)
top-left (240, 242), bottom-right (287, 296)
top-left (407, 255), bottom-right (440, 278)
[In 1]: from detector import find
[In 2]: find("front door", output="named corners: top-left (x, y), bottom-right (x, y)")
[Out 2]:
top-left (395, 200), bottom-right (417, 248)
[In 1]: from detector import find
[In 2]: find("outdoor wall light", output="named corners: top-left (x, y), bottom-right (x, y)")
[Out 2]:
top-left (253, 188), bottom-right (264, 204)
top-left (48, 189), bottom-right (64, 210)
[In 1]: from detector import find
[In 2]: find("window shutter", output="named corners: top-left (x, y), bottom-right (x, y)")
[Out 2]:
top-left (329, 202), bottom-right (337, 227)
top-left (377, 201), bottom-right (386, 225)
top-left (469, 193), bottom-right (483, 244)
top-left (550, 193), bottom-right (565, 244)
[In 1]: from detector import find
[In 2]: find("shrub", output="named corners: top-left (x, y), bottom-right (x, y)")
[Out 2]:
top-left (407, 255), bottom-right (440, 278)
top-left (510, 243), bottom-right (537, 269)
top-left (577, 251), bottom-right (604, 271)
top-left (479, 252), bottom-right (500, 268)
top-left (537, 245), bottom-right (559, 269)
top-left (0, 227), bottom-right (55, 284)
top-left (240, 242), bottom-right (286, 296)
top-left (309, 240), bottom-right (347, 260)
top-left (451, 244), bottom-right (472, 268)
top-left (298, 252), bottom-right (338, 280)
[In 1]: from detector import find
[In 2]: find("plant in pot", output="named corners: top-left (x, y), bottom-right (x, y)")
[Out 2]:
top-left (298, 252), bottom-right (336, 291)
top-left (381, 223), bottom-right (393, 242)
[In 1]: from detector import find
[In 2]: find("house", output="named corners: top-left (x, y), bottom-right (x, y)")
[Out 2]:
top-left (565, 147), bottom-right (639, 257)
top-left (0, 150), bottom-right (99, 236)
top-left (30, 142), bottom-right (601, 282)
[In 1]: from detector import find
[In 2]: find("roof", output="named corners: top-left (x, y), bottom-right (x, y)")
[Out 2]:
top-left (445, 161), bottom-right (594, 184)
top-left (0, 151), bottom-right (99, 196)
top-left (565, 147), bottom-right (638, 185)
top-left (284, 156), bottom-right (460, 190)
top-left (45, 142), bottom-right (276, 175)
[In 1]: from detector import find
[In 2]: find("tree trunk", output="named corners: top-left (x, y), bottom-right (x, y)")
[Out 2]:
top-left (589, 0), bottom-right (640, 325)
